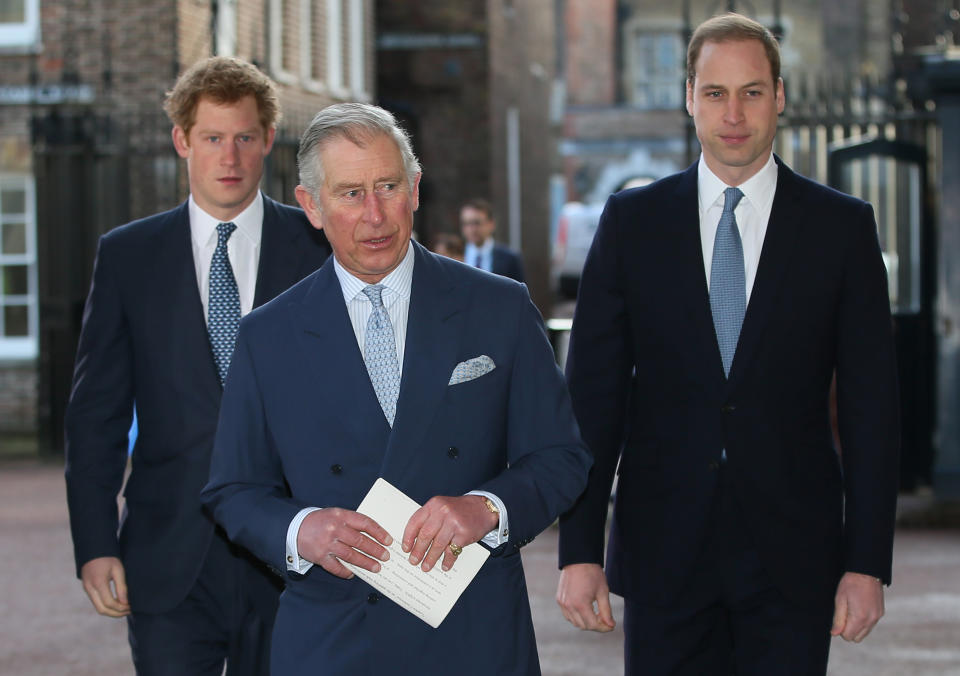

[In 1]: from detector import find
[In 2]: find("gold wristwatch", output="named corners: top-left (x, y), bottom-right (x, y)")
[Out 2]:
top-left (482, 497), bottom-right (500, 514)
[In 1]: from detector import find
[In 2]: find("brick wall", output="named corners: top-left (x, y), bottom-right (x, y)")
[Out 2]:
top-left (0, 364), bottom-right (37, 433)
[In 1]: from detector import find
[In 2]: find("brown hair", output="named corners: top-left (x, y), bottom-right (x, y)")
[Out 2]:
top-left (460, 198), bottom-right (494, 220)
top-left (432, 232), bottom-right (466, 258)
top-left (687, 13), bottom-right (781, 84)
top-left (163, 56), bottom-right (281, 135)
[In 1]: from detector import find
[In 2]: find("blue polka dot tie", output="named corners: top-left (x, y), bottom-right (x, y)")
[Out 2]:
top-left (710, 187), bottom-right (745, 377)
top-left (362, 284), bottom-right (401, 427)
top-left (208, 222), bottom-right (241, 386)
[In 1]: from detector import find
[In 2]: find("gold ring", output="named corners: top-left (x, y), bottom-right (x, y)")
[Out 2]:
top-left (449, 542), bottom-right (463, 556)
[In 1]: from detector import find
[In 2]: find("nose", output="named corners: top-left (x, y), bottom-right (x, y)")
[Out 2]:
top-left (220, 140), bottom-right (240, 166)
top-left (724, 97), bottom-right (744, 125)
top-left (363, 191), bottom-right (384, 225)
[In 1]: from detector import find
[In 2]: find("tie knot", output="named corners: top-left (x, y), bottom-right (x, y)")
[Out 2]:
top-left (362, 284), bottom-right (386, 309)
top-left (723, 187), bottom-right (744, 215)
top-left (217, 222), bottom-right (236, 245)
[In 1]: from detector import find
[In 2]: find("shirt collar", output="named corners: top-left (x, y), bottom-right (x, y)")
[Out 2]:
top-left (333, 240), bottom-right (416, 305)
top-left (189, 191), bottom-right (264, 249)
top-left (697, 152), bottom-right (778, 214)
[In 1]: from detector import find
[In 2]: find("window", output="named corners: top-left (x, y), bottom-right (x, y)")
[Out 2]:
top-left (0, 0), bottom-right (40, 50)
top-left (625, 27), bottom-right (684, 110)
top-left (216, 0), bottom-right (237, 57)
top-left (327, 0), bottom-right (369, 100)
top-left (269, 0), bottom-right (297, 83)
top-left (0, 176), bottom-right (37, 359)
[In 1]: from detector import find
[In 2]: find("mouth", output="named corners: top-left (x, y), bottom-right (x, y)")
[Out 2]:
top-left (720, 134), bottom-right (750, 146)
top-left (363, 234), bottom-right (394, 249)
top-left (218, 176), bottom-right (243, 185)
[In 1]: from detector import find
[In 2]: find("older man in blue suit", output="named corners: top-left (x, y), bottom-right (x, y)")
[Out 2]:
top-left (202, 103), bottom-right (591, 675)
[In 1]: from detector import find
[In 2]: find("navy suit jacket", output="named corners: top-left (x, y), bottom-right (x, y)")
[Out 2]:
top-left (492, 242), bottom-right (525, 283)
top-left (202, 242), bottom-right (591, 675)
top-left (65, 196), bottom-right (331, 614)
top-left (558, 159), bottom-right (900, 610)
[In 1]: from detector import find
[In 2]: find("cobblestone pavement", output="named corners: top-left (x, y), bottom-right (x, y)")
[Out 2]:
top-left (2, 459), bottom-right (958, 675)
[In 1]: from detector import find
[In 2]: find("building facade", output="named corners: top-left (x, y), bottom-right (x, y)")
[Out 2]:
top-left (0, 0), bottom-right (374, 447)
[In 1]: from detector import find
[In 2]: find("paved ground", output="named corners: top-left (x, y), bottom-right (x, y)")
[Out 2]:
top-left (2, 459), bottom-right (959, 675)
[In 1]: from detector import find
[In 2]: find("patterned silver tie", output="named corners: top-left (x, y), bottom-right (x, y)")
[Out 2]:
top-left (362, 284), bottom-right (401, 426)
top-left (710, 187), bottom-right (746, 377)
top-left (208, 222), bottom-right (241, 386)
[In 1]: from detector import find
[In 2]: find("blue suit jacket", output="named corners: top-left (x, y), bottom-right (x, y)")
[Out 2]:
top-left (65, 196), bottom-right (331, 614)
top-left (202, 242), bottom-right (591, 675)
top-left (558, 159), bottom-right (900, 610)
top-left (492, 242), bottom-right (525, 283)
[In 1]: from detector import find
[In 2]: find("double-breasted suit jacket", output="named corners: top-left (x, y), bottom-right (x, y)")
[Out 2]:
top-left (558, 158), bottom-right (900, 611)
top-left (203, 242), bottom-right (591, 675)
top-left (65, 196), bottom-right (331, 614)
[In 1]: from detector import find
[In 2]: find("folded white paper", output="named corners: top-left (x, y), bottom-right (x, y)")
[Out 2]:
top-left (340, 478), bottom-right (490, 628)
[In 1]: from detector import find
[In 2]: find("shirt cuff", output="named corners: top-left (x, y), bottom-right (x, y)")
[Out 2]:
top-left (286, 506), bottom-right (322, 573)
top-left (466, 490), bottom-right (509, 547)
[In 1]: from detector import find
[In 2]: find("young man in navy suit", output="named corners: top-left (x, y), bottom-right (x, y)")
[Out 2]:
top-left (556, 13), bottom-right (899, 675)
top-left (460, 197), bottom-right (526, 282)
top-left (64, 57), bottom-right (330, 675)
top-left (201, 103), bottom-right (591, 675)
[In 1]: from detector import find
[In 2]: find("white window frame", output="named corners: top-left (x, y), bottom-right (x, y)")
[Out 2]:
top-left (327, 0), bottom-right (347, 98)
top-left (0, 175), bottom-right (38, 360)
top-left (0, 0), bottom-right (41, 51)
top-left (300, 0), bottom-right (325, 92)
top-left (348, 0), bottom-right (370, 101)
top-left (269, 0), bottom-right (296, 84)
top-left (216, 0), bottom-right (237, 57)
top-left (623, 18), bottom-right (684, 111)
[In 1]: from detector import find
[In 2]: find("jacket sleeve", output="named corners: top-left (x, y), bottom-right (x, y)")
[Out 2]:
top-left (64, 235), bottom-right (136, 576)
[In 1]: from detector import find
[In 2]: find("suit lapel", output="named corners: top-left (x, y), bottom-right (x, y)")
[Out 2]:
top-left (381, 244), bottom-right (461, 476)
top-left (253, 196), bottom-right (305, 308)
top-left (668, 164), bottom-right (728, 382)
top-left (159, 202), bottom-right (222, 397)
top-left (294, 262), bottom-right (392, 447)
top-left (727, 158), bottom-right (803, 387)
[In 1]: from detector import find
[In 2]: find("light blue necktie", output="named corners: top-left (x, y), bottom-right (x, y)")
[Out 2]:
top-left (362, 284), bottom-right (401, 426)
top-left (208, 222), bottom-right (241, 386)
top-left (710, 187), bottom-right (745, 377)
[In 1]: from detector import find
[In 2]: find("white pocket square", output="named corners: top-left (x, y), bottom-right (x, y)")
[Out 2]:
top-left (448, 355), bottom-right (496, 385)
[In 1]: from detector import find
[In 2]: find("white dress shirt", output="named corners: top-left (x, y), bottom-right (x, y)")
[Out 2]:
top-left (285, 243), bottom-right (509, 574)
top-left (464, 238), bottom-right (494, 272)
top-left (189, 192), bottom-right (263, 320)
top-left (698, 152), bottom-right (778, 303)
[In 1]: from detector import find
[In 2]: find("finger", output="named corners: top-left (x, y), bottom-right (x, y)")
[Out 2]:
top-left (408, 518), bottom-right (442, 565)
top-left (318, 552), bottom-right (358, 579)
top-left (329, 542), bottom-right (383, 575)
top-left (112, 564), bottom-right (129, 607)
top-left (84, 580), bottom-right (127, 617)
top-left (422, 526), bottom-right (456, 572)
top-left (338, 529), bottom-right (391, 564)
top-left (831, 595), bottom-right (847, 637)
top-left (595, 591), bottom-right (616, 630)
top-left (349, 513), bottom-right (393, 547)
top-left (402, 507), bottom-right (428, 553)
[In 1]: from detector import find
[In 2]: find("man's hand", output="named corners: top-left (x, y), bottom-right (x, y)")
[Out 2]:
top-left (556, 563), bottom-right (616, 632)
top-left (402, 495), bottom-right (498, 573)
top-left (80, 556), bottom-right (130, 617)
top-left (831, 571), bottom-right (885, 642)
top-left (297, 508), bottom-right (393, 579)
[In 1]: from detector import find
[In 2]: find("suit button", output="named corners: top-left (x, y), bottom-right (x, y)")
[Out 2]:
top-left (447, 446), bottom-right (459, 459)
top-left (721, 404), bottom-right (736, 413)
top-left (708, 460), bottom-right (720, 471)
top-left (367, 592), bottom-right (380, 604)
top-left (330, 464), bottom-right (343, 475)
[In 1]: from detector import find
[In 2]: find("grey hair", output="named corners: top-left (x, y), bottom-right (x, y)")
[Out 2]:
top-left (297, 102), bottom-right (421, 198)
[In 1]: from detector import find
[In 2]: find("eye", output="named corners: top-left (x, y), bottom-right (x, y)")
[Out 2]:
top-left (207, 135), bottom-right (221, 143)
top-left (238, 135), bottom-right (254, 143)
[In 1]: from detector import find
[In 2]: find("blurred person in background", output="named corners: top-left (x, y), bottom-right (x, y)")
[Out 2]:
top-left (432, 231), bottom-right (466, 262)
top-left (460, 197), bottom-right (525, 282)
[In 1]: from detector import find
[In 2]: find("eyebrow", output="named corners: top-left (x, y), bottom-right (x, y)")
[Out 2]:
top-left (330, 175), bottom-right (404, 191)
top-left (700, 80), bottom-right (769, 91)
